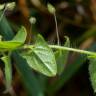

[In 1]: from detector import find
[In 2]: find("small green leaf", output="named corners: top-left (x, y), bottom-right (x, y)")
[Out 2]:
top-left (55, 36), bottom-right (70, 75)
top-left (1, 55), bottom-right (12, 91)
top-left (0, 16), bottom-right (44, 96)
top-left (22, 35), bottom-right (57, 77)
top-left (47, 3), bottom-right (56, 14)
top-left (12, 26), bottom-right (27, 43)
top-left (89, 58), bottom-right (96, 92)
top-left (0, 26), bottom-right (27, 51)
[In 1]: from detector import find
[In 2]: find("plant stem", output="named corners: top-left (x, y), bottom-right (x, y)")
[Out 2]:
top-left (49, 45), bottom-right (96, 56)
top-left (54, 12), bottom-right (60, 45)
top-left (24, 44), bottom-right (96, 56)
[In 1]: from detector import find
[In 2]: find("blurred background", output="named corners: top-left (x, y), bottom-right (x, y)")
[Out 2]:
top-left (0, 0), bottom-right (96, 96)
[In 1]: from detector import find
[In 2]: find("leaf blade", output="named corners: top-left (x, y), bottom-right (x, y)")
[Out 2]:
top-left (0, 26), bottom-right (27, 51)
top-left (0, 16), bottom-right (44, 96)
top-left (12, 26), bottom-right (27, 43)
top-left (55, 36), bottom-right (70, 75)
top-left (22, 35), bottom-right (57, 76)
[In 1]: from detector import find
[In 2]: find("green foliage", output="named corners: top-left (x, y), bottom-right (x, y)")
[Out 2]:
top-left (1, 25), bottom-right (96, 95)
top-left (22, 35), bottom-right (57, 76)
top-left (14, 53), bottom-right (44, 96)
top-left (0, 15), bottom-right (96, 95)
top-left (12, 26), bottom-right (27, 43)
top-left (48, 54), bottom-right (87, 95)
top-left (0, 26), bottom-right (26, 92)
top-left (0, 1), bottom-right (96, 96)
top-left (0, 26), bottom-right (26, 51)
top-left (0, 16), bottom-right (44, 96)
top-left (0, 25), bottom-right (96, 95)
top-left (55, 36), bottom-right (70, 75)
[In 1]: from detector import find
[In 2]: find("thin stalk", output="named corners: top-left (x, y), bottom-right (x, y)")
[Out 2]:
top-left (54, 12), bottom-right (60, 45)
top-left (23, 44), bottom-right (96, 56)
top-left (28, 24), bottom-right (32, 44)
top-left (49, 45), bottom-right (96, 56)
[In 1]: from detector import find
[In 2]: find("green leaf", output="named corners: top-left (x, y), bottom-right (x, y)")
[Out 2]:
top-left (22, 35), bottom-right (57, 77)
top-left (0, 41), bottom-right (22, 50)
top-left (14, 53), bottom-right (44, 96)
top-left (1, 55), bottom-right (12, 91)
top-left (0, 27), bottom-right (27, 51)
top-left (89, 58), bottom-right (96, 92)
top-left (12, 26), bottom-right (27, 43)
top-left (48, 54), bottom-right (86, 94)
top-left (55, 36), bottom-right (70, 75)
top-left (0, 16), bottom-right (44, 96)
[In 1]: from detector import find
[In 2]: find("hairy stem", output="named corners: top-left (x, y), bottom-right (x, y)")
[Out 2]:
top-left (23, 44), bottom-right (96, 56)
top-left (49, 45), bottom-right (96, 56)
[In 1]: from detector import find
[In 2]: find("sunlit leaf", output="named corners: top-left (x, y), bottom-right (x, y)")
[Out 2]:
top-left (0, 16), bottom-right (44, 96)
top-left (12, 26), bottom-right (27, 43)
top-left (0, 27), bottom-right (27, 51)
top-left (22, 35), bottom-right (57, 76)
top-left (55, 36), bottom-right (70, 75)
